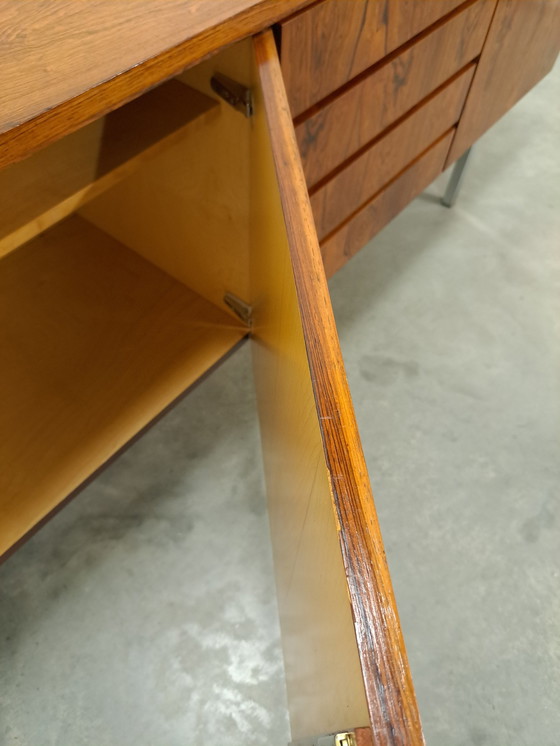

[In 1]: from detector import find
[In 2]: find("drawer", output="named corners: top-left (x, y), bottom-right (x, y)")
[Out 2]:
top-left (0, 32), bottom-right (424, 745)
top-left (280, 0), bottom-right (467, 117)
top-left (297, 0), bottom-right (496, 188)
top-left (311, 63), bottom-right (475, 241)
top-left (321, 129), bottom-right (454, 277)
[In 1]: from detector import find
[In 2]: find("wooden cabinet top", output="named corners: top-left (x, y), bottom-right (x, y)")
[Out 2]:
top-left (0, 0), bottom-right (312, 168)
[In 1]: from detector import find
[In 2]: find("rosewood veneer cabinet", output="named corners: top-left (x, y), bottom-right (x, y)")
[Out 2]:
top-left (0, 1), bottom-right (558, 744)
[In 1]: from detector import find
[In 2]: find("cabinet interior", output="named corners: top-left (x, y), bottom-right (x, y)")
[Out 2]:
top-left (0, 44), bottom-right (254, 558)
top-left (0, 35), bottom-right (377, 743)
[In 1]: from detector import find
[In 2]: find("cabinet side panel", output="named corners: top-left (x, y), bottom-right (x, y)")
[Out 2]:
top-left (250, 39), bottom-right (370, 743)
top-left (446, 0), bottom-right (560, 165)
top-left (251, 31), bottom-right (424, 746)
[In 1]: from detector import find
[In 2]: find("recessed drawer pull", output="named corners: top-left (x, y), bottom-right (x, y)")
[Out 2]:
top-left (294, 0), bottom-right (496, 188)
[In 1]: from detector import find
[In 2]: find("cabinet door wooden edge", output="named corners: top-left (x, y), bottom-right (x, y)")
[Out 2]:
top-left (251, 30), bottom-right (425, 745)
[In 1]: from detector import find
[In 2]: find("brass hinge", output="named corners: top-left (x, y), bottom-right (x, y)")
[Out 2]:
top-left (210, 73), bottom-right (253, 117)
top-left (334, 735), bottom-right (357, 746)
top-left (224, 292), bottom-right (253, 326)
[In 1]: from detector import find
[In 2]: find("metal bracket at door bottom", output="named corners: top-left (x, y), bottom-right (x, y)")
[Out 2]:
top-left (334, 734), bottom-right (357, 746)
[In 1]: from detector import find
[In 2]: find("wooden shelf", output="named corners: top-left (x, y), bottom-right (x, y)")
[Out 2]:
top-left (0, 79), bottom-right (217, 259)
top-left (0, 216), bottom-right (247, 557)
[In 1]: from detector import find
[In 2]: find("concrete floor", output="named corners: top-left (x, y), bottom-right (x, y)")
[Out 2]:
top-left (1, 65), bottom-right (558, 745)
top-left (329, 63), bottom-right (560, 746)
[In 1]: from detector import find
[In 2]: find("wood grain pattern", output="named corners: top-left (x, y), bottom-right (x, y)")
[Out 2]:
top-left (0, 215), bottom-right (246, 558)
top-left (355, 727), bottom-right (376, 746)
top-left (310, 64), bottom-right (475, 241)
top-left (280, 0), bottom-right (388, 119)
top-left (254, 31), bottom-right (424, 745)
top-left (0, 0), bottom-right (314, 170)
top-left (296, 0), bottom-right (496, 188)
top-left (385, 0), bottom-right (466, 50)
top-left (250, 37), bottom-right (371, 740)
top-left (0, 80), bottom-right (217, 260)
top-left (280, 0), bottom-right (466, 118)
top-left (446, 0), bottom-right (560, 165)
top-left (321, 131), bottom-right (454, 278)
top-left (81, 41), bottom-right (253, 318)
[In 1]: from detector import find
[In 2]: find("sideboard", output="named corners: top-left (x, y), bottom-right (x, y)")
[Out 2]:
top-left (1, 2), bottom-right (558, 744)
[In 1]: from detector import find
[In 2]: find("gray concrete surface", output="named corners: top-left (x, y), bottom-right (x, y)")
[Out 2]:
top-left (1, 64), bottom-right (558, 746)
top-left (329, 63), bottom-right (560, 746)
top-left (0, 348), bottom-right (289, 746)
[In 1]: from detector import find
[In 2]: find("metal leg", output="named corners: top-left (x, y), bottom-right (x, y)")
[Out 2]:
top-left (441, 146), bottom-right (472, 208)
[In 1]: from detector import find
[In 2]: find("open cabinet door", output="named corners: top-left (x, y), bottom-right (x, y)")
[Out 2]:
top-left (250, 31), bottom-right (424, 746)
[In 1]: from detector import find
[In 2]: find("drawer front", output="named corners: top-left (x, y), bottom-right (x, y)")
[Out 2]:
top-left (386, 0), bottom-right (467, 50)
top-left (281, 0), bottom-right (467, 118)
top-left (310, 64), bottom-right (475, 241)
top-left (321, 130), bottom-right (454, 277)
top-left (297, 0), bottom-right (495, 188)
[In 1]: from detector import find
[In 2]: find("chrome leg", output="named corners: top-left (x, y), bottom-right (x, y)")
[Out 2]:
top-left (442, 146), bottom-right (472, 208)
